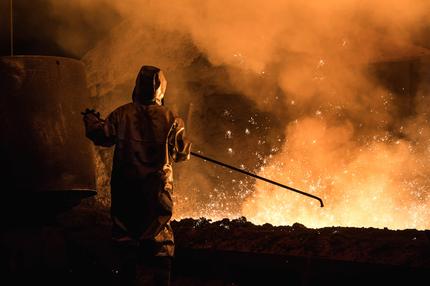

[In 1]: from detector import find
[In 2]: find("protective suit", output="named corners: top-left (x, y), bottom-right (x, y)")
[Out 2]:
top-left (83, 66), bottom-right (190, 284)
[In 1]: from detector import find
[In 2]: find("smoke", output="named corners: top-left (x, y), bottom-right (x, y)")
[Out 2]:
top-left (49, 0), bottom-right (430, 229)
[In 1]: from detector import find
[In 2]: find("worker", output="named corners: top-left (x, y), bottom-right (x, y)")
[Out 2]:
top-left (82, 65), bottom-right (191, 285)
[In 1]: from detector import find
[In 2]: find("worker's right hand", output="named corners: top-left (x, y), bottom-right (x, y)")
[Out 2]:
top-left (81, 108), bottom-right (100, 118)
top-left (81, 108), bottom-right (103, 127)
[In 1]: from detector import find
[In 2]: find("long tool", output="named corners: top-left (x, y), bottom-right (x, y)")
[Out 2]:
top-left (191, 151), bottom-right (324, 207)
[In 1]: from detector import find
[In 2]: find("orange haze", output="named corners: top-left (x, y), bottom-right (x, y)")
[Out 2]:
top-left (50, 0), bottom-right (430, 229)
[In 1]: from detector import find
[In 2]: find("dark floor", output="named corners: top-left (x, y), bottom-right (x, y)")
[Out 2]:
top-left (1, 206), bottom-right (429, 286)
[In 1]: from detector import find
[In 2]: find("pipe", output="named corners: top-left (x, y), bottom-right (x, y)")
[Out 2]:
top-left (10, 0), bottom-right (13, 56)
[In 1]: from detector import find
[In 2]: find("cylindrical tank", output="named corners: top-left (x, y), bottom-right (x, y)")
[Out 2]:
top-left (0, 56), bottom-right (96, 217)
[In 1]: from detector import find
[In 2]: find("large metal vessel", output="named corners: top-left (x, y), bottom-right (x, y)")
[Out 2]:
top-left (0, 55), bottom-right (96, 217)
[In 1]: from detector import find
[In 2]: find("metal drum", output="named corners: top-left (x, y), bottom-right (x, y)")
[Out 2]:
top-left (0, 56), bottom-right (96, 217)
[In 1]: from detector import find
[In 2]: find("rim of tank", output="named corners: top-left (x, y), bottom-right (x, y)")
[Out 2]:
top-left (6, 189), bottom-right (97, 196)
top-left (39, 189), bottom-right (97, 198)
top-left (5, 189), bottom-right (97, 203)
top-left (11, 188), bottom-right (97, 194)
top-left (38, 189), bottom-right (97, 195)
top-left (0, 55), bottom-right (84, 64)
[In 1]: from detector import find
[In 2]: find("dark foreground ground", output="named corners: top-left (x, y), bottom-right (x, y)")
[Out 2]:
top-left (1, 205), bottom-right (429, 285)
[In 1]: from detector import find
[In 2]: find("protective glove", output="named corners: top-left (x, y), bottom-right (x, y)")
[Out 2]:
top-left (81, 108), bottom-right (103, 125)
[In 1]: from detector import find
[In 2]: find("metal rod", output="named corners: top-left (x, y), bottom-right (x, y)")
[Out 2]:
top-left (191, 151), bottom-right (324, 207)
top-left (10, 0), bottom-right (14, 56)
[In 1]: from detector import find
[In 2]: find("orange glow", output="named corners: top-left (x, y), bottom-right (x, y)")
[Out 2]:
top-left (242, 118), bottom-right (430, 230)
top-left (52, 1), bottom-right (430, 230)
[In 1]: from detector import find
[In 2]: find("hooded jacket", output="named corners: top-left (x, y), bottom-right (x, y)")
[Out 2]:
top-left (83, 66), bottom-right (191, 256)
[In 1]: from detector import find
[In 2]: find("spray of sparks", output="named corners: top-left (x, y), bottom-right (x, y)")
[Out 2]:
top-left (174, 54), bottom-right (430, 231)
